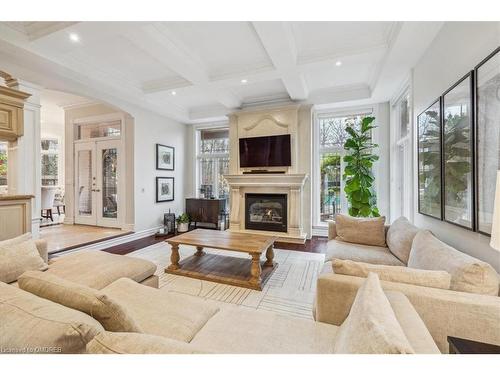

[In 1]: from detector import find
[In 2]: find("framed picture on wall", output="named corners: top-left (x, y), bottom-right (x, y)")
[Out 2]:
top-left (417, 99), bottom-right (443, 220)
top-left (442, 72), bottom-right (474, 230)
top-left (475, 47), bottom-right (500, 235)
top-left (156, 177), bottom-right (174, 202)
top-left (156, 144), bottom-right (175, 171)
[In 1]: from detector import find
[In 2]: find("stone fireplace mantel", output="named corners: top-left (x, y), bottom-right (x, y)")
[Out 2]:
top-left (224, 173), bottom-right (309, 243)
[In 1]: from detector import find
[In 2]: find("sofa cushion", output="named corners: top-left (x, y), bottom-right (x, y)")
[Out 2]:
top-left (87, 332), bottom-right (206, 354)
top-left (335, 214), bottom-right (387, 247)
top-left (333, 273), bottom-right (415, 354)
top-left (0, 237), bottom-right (48, 283)
top-left (408, 231), bottom-right (499, 296)
top-left (47, 250), bottom-right (157, 289)
top-left (332, 259), bottom-right (451, 290)
top-left (18, 271), bottom-right (141, 333)
top-left (385, 291), bottom-right (440, 353)
top-left (326, 239), bottom-right (404, 266)
top-left (102, 278), bottom-right (220, 342)
top-left (191, 306), bottom-right (337, 354)
top-left (0, 281), bottom-right (104, 354)
top-left (386, 217), bottom-right (420, 264)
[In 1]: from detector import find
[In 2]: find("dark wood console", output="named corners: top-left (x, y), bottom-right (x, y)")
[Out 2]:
top-left (186, 198), bottom-right (227, 230)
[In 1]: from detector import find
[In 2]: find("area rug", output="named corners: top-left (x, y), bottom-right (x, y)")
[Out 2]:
top-left (127, 242), bottom-right (325, 320)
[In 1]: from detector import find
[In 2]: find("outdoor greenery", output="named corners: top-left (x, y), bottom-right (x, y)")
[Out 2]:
top-left (342, 116), bottom-right (380, 217)
top-left (320, 153), bottom-right (341, 220)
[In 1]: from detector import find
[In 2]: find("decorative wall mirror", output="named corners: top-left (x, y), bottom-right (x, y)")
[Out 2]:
top-left (417, 99), bottom-right (442, 220)
top-left (475, 47), bottom-right (500, 235)
top-left (442, 72), bottom-right (474, 230)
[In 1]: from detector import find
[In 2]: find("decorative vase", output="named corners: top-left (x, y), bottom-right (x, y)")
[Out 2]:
top-left (178, 222), bottom-right (189, 233)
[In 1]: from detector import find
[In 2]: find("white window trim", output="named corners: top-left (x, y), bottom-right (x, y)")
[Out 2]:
top-left (193, 122), bottom-right (229, 199)
top-left (389, 76), bottom-right (414, 223)
top-left (312, 106), bottom-right (374, 229)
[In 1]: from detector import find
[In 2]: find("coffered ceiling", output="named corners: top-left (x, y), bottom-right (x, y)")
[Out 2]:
top-left (0, 21), bottom-right (443, 123)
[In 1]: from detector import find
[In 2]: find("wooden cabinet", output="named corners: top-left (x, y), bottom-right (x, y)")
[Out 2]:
top-left (186, 198), bottom-right (226, 230)
top-left (0, 85), bottom-right (30, 142)
top-left (0, 195), bottom-right (33, 241)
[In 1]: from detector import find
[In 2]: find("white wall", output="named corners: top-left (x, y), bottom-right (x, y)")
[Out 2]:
top-left (132, 108), bottom-right (187, 232)
top-left (40, 100), bottom-right (65, 189)
top-left (412, 21), bottom-right (500, 271)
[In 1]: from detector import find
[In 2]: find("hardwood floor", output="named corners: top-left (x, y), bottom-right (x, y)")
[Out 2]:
top-left (40, 224), bottom-right (131, 254)
top-left (101, 234), bottom-right (328, 256)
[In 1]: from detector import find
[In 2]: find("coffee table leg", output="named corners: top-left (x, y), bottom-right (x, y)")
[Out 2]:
top-left (195, 246), bottom-right (205, 256)
top-left (167, 243), bottom-right (180, 270)
top-left (264, 243), bottom-right (275, 267)
top-left (250, 252), bottom-right (262, 288)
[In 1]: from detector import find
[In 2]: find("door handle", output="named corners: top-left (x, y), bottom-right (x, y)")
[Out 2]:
top-left (92, 189), bottom-right (101, 192)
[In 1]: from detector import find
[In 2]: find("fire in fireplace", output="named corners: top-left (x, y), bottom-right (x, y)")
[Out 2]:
top-left (245, 193), bottom-right (287, 232)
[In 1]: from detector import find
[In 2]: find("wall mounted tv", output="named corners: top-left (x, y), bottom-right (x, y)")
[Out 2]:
top-left (239, 134), bottom-right (291, 168)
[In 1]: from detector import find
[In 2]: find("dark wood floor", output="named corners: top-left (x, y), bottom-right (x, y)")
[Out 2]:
top-left (102, 234), bottom-right (328, 256)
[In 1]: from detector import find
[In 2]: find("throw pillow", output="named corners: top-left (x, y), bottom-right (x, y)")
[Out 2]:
top-left (332, 259), bottom-right (451, 289)
top-left (386, 217), bottom-right (420, 264)
top-left (333, 272), bottom-right (414, 354)
top-left (408, 231), bottom-right (499, 296)
top-left (335, 214), bottom-right (386, 247)
top-left (18, 271), bottom-right (142, 333)
top-left (0, 238), bottom-right (48, 283)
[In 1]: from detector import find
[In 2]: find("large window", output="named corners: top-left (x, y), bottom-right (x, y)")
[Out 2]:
top-left (41, 138), bottom-right (59, 186)
top-left (316, 112), bottom-right (371, 223)
top-left (0, 142), bottom-right (7, 188)
top-left (197, 128), bottom-right (229, 200)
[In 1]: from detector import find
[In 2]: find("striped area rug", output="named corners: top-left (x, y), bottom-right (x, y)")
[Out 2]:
top-left (128, 242), bottom-right (325, 320)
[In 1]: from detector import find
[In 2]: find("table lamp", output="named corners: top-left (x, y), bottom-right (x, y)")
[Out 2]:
top-left (491, 170), bottom-right (500, 251)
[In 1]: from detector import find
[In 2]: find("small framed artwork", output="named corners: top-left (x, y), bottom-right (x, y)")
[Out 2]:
top-left (156, 177), bottom-right (174, 202)
top-left (156, 144), bottom-right (175, 171)
top-left (417, 98), bottom-right (442, 220)
top-left (475, 47), bottom-right (500, 235)
top-left (442, 72), bottom-right (474, 230)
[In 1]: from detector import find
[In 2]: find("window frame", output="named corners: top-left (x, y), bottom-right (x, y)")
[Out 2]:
top-left (41, 137), bottom-right (61, 187)
top-left (312, 106), bottom-right (374, 230)
top-left (194, 123), bottom-right (230, 200)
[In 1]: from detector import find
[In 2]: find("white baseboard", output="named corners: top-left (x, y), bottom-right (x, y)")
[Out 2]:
top-left (312, 227), bottom-right (328, 237)
top-left (51, 226), bottom-right (162, 256)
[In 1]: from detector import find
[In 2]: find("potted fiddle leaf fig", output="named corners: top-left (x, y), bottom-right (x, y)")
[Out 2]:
top-left (176, 213), bottom-right (190, 233)
top-left (342, 116), bottom-right (380, 217)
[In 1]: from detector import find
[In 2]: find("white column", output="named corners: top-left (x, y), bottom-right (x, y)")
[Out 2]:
top-left (6, 80), bottom-right (42, 238)
top-left (229, 187), bottom-right (241, 230)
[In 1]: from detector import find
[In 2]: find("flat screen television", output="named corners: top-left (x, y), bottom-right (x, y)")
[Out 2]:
top-left (239, 134), bottom-right (291, 168)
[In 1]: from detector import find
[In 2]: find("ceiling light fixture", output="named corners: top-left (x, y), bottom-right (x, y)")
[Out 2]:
top-left (69, 33), bottom-right (80, 43)
top-left (241, 79), bottom-right (248, 84)
top-left (335, 60), bottom-right (342, 67)
top-left (171, 91), bottom-right (177, 96)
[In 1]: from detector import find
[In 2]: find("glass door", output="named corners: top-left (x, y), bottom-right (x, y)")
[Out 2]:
top-left (96, 139), bottom-right (120, 227)
top-left (74, 139), bottom-right (121, 228)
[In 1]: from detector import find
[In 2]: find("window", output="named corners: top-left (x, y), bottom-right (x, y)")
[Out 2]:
top-left (41, 138), bottom-right (59, 186)
top-left (0, 142), bottom-right (7, 187)
top-left (390, 88), bottom-right (412, 220)
top-left (196, 128), bottom-right (229, 200)
top-left (316, 112), bottom-right (371, 223)
top-left (76, 120), bottom-right (121, 140)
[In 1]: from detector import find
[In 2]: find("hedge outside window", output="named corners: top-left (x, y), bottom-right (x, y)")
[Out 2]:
top-left (41, 139), bottom-right (59, 186)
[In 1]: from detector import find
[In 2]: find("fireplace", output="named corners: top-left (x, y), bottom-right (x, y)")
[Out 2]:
top-left (245, 193), bottom-right (287, 232)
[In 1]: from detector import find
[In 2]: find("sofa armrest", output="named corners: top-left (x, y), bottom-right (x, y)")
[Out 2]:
top-left (315, 273), bottom-right (500, 353)
top-left (34, 239), bottom-right (48, 264)
top-left (327, 220), bottom-right (337, 240)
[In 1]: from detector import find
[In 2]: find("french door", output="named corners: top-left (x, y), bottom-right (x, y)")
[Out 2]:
top-left (74, 139), bottom-right (121, 228)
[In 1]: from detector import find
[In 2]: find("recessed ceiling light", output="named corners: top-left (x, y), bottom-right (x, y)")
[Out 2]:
top-left (69, 33), bottom-right (80, 42)
top-left (335, 60), bottom-right (342, 67)
top-left (241, 79), bottom-right (248, 84)
top-left (171, 91), bottom-right (177, 96)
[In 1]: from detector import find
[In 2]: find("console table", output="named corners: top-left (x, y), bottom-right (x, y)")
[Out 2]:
top-left (186, 198), bottom-right (226, 230)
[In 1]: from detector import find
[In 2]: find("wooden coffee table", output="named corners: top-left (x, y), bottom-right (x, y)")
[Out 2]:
top-left (165, 229), bottom-right (277, 290)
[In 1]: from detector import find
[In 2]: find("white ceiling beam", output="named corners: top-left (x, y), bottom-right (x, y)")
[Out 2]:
top-left (252, 21), bottom-right (309, 100)
top-left (124, 23), bottom-right (242, 109)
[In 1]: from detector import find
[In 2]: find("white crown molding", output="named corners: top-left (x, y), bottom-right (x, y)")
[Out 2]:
top-left (60, 100), bottom-right (100, 111)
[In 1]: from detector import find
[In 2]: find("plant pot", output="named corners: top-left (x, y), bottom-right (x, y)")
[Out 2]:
top-left (177, 222), bottom-right (189, 233)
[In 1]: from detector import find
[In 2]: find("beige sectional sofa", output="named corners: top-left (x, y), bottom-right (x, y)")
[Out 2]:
top-left (1, 273), bottom-right (441, 354)
top-left (316, 216), bottom-right (500, 353)
top-left (2, 235), bottom-right (158, 289)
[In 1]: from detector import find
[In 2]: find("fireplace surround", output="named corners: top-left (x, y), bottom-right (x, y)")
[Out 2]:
top-left (245, 193), bottom-right (287, 232)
